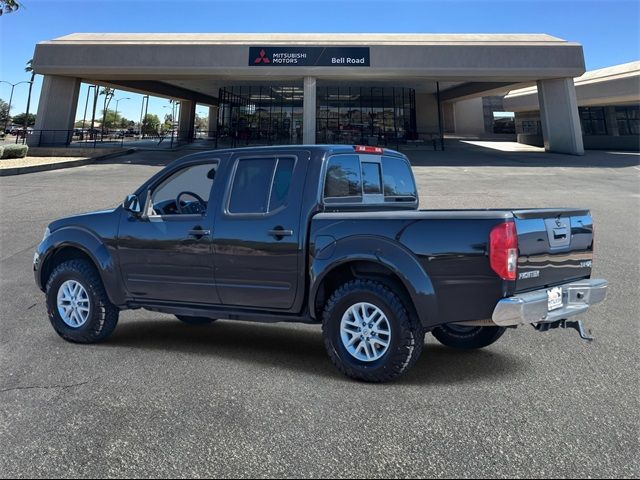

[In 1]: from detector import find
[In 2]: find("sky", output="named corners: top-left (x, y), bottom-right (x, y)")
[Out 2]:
top-left (0, 0), bottom-right (638, 124)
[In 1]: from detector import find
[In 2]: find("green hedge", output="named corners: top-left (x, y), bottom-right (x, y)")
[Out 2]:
top-left (0, 146), bottom-right (3, 159)
top-left (1, 144), bottom-right (29, 159)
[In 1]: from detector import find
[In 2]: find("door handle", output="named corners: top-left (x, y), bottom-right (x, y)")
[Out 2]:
top-left (268, 227), bottom-right (294, 238)
top-left (188, 227), bottom-right (211, 238)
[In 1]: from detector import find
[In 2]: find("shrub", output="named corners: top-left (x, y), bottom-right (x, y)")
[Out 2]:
top-left (0, 146), bottom-right (3, 159)
top-left (1, 144), bottom-right (28, 159)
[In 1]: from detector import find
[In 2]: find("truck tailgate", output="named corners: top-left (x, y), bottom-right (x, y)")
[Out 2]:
top-left (513, 209), bottom-right (594, 292)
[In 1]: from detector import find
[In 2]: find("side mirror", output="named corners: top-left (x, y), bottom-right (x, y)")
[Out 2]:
top-left (123, 194), bottom-right (142, 215)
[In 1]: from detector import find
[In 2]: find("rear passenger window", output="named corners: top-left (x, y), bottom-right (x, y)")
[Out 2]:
top-left (324, 155), bottom-right (362, 202)
top-left (228, 157), bottom-right (295, 214)
top-left (269, 158), bottom-right (295, 211)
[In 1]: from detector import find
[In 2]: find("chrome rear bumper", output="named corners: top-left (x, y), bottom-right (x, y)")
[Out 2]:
top-left (492, 279), bottom-right (608, 327)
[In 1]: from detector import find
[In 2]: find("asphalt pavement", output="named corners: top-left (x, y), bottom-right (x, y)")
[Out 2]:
top-left (0, 143), bottom-right (638, 478)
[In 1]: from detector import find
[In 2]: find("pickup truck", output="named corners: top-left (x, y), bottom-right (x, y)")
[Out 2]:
top-left (34, 145), bottom-right (607, 382)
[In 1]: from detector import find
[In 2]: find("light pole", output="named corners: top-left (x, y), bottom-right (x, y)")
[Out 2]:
top-left (1, 80), bottom-right (32, 133)
top-left (113, 97), bottom-right (130, 131)
top-left (81, 85), bottom-right (96, 133)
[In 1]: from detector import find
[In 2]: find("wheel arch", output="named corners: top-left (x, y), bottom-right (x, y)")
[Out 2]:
top-left (309, 236), bottom-right (438, 328)
top-left (37, 228), bottom-right (126, 306)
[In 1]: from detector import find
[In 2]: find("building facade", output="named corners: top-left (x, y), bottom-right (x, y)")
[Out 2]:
top-left (504, 61), bottom-right (640, 151)
top-left (31, 33), bottom-right (587, 154)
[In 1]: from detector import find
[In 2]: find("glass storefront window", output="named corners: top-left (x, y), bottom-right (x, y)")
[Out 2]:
top-left (579, 107), bottom-right (607, 135)
top-left (218, 85), bottom-right (416, 147)
top-left (616, 106), bottom-right (639, 136)
top-left (316, 86), bottom-right (416, 146)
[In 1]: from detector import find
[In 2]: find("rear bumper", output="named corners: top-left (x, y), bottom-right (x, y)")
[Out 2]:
top-left (492, 279), bottom-right (608, 327)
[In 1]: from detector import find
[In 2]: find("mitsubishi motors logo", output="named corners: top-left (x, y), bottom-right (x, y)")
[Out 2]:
top-left (254, 49), bottom-right (270, 64)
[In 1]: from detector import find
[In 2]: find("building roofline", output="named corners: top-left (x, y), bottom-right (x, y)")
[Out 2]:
top-left (505, 61), bottom-right (640, 98)
top-left (43, 32), bottom-right (577, 47)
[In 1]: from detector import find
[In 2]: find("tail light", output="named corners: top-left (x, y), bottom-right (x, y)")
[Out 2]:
top-left (489, 221), bottom-right (518, 281)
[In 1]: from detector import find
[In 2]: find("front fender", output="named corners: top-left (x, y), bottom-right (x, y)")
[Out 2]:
top-left (309, 235), bottom-right (439, 328)
top-left (34, 226), bottom-right (126, 306)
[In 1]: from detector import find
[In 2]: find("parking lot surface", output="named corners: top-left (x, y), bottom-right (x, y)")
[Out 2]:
top-left (1, 143), bottom-right (638, 478)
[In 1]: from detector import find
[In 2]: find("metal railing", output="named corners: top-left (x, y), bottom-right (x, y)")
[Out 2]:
top-left (6, 129), bottom-right (187, 150)
top-left (3, 128), bottom-right (445, 152)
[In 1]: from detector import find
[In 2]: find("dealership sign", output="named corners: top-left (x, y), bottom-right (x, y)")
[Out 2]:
top-left (249, 47), bottom-right (370, 67)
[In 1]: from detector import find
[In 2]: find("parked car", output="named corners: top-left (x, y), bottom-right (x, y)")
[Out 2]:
top-left (33, 145), bottom-right (607, 382)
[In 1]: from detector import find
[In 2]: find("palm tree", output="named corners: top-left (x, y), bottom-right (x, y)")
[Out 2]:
top-left (99, 87), bottom-right (115, 137)
top-left (23, 59), bottom-right (35, 136)
top-left (0, 1), bottom-right (21, 16)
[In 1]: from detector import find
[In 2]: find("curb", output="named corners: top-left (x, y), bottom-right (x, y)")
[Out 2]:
top-left (0, 148), bottom-right (137, 176)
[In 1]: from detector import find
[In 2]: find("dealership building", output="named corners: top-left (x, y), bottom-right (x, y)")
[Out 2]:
top-left (504, 61), bottom-right (639, 151)
top-left (31, 33), bottom-right (590, 154)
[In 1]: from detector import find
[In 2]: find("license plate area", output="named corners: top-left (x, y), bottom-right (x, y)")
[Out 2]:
top-left (547, 286), bottom-right (563, 311)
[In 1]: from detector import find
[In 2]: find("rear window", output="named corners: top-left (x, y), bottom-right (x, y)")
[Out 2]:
top-left (323, 155), bottom-right (362, 201)
top-left (323, 154), bottom-right (416, 204)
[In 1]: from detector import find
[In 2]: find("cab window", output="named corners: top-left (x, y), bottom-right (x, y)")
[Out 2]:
top-left (149, 162), bottom-right (218, 216)
top-left (227, 157), bottom-right (295, 214)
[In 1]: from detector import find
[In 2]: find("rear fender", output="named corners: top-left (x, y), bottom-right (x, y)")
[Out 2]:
top-left (309, 235), bottom-right (438, 328)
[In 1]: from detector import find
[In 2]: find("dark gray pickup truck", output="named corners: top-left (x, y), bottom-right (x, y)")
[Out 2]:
top-left (34, 145), bottom-right (607, 382)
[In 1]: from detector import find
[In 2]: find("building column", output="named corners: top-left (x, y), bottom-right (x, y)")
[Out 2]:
top-left (208, 105), bottom-right (218, 138)
top-left (178, 100), bottom-right (196, 142)
top-left (537, 78), bottom-right (584, 155)
top-left (303, 76), bottom-right (316, 144)
top-left (29, 75), bottom-right (81, 146)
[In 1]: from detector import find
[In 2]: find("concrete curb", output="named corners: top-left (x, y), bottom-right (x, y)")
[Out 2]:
top-left (0, 148), bottom-right (137, 176)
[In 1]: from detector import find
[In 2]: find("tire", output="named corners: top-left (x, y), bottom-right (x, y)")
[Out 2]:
top-left (175, 315), bottom-right (217, 325)
top-left (45, 259), bottom-right (119, 344)
top-left (322, 279), bottom-right (425, 383)
top-left (432, 324), bottom-right (506, 350)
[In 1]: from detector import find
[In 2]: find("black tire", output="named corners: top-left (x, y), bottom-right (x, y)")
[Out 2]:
top-left (45, 259), bottom-right (119, 344)
top-left (432, 324), bottom-right (506, 350)
top-left (322, 279), bottom-right (425, 383)
top-left (175, 315), bottom-right (217, 325)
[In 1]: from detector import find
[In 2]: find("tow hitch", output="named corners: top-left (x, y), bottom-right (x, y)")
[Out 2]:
top-left (534, 319), bottom-right (594, 341)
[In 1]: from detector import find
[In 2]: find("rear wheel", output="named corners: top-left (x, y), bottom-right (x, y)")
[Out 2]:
top-left (46, 259), bottom-right (119, 343)
top-left (322, 280), bottom-right (424, 382)
top-left (432, 324), bottom-right (506, 350)
top-left (175, 315), bottom-right (217, 325)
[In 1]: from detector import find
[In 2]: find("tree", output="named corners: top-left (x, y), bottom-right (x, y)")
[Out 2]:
top-left (195, 113), bottom-right (208, 131)
top-left (24, 59), bottom-right (36, 131)
top-left (99, 87), bottom-right (115, 134)
top-left (162, 113), bottom-right (175, 134)
top-left (0, 99), bottom-right (9, 126)
top-left (101, 109), bottom-right (123, 130)
top-left (141, 113), bottom-right (160, 135)
top-left (11, 112), bottom-right (36, 127)
top-left (0, 0), bottom-right (20, 15)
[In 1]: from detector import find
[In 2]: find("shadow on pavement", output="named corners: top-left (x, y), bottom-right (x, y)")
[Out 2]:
top-left (403, 141), bottom-right (640, 168)
top-left (107, 318), bottom-right (525, 385)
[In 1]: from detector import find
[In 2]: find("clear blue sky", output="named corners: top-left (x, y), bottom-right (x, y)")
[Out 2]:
top-left (1, 0), bottom-right (638, 123)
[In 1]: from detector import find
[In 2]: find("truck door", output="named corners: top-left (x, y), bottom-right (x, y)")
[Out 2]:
top-left (212, 151), bottom-right (309, 310)
top-left (117, 159), bottom-right (223, 305)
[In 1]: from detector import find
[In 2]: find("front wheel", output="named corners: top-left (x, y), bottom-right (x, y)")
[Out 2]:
top-left (432, 324), bottom-right (506, 350)
top-left (46, 259), bottom-right (119, 343)
top-left (322, 280), bottom-right (424, 383)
